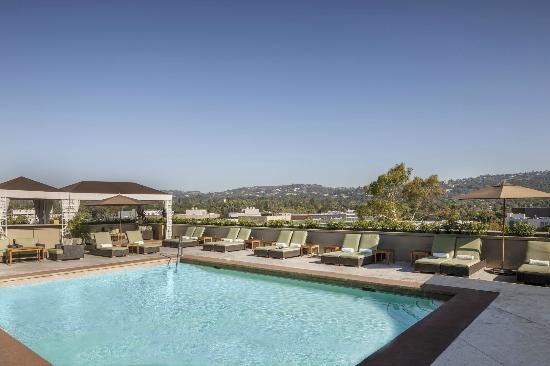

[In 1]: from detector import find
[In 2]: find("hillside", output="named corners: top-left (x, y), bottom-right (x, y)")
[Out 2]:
top-left (167, 170), bottom-right (550, 214)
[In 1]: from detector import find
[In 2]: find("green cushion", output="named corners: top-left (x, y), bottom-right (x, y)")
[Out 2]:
top-left (126, 231), bottom-right (143, 243)
top-left (455, 237), bottom-right (482, 259)
top-left (339, 252), bottom-right (364, 259)
top-left (341, 234), bottom-right (361, 251)
top-left (321, 251), bottom-right (342, 258)
top-left (255, 245), bottom-right (276, 251)
top-left (184, 226), bottom-right (196, 237)
top-left (276, 230), bottom-right (293, 245)
top-left (225, 227), bottom-right (240, 240)
top-left (524, 241), bottom-right (550, 263)
top-left (236, 228), bottom-right (252, 241)
top-left (192, 227), bottom-right (206, 237)
top-left (359, 234), bottom-right (379, 250)
top-left (432, 235), bottom-right (456, 256)
top-left (415, 256), bottom-right (449, 265)
top-left (14, 237), bottom-right (38, 246)
top-left (290, 231), bottom-right (308, 246)
top-left (442, 258), bottom-right (479, 268)
top-left (93, 232), bottom-right (112, 245)
top-left (518, 263), bottom-right (550, 275)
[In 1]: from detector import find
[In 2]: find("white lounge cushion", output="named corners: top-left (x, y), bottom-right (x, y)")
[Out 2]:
top-left (456, 254), bottom-right (474, 260)
top-left (223, 238), bottom-right (234, 243)
top-left (275, 242), bottom-right (288, 249)
top-left (182, 236), bottom-right (190, 240)
top-left (234, 239), bottom-right (245, 243)
top-left (190, 237), bottom-right (198, 240)
top-left (341, 247), bottom-right (355, 253)
top-left (528, 259), bottom-right (550, 266)
top-left (289, 243), bottom-right (302, 248)
top-left (432, 252), bottom-right (449, 259)
top-left (135, 240), bottom-right (144, 245)
top-left (97, 243), bottom-right (113, 249)
top-left (359, 248), bottom-right (373, 255)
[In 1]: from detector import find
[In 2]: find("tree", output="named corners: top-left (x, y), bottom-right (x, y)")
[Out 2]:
top-left (402, 175), bottom-right (444, 220)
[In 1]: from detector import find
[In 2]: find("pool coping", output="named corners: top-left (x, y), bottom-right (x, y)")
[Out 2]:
top-left (0, 255), bottom-right (498, 366)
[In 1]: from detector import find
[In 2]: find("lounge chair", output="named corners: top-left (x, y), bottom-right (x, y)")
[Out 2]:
top-left (320, 233), bottom-right (361, 265)
top-left (48, 238), bottom-right (85, 261)
top-left (414, 235), bottom-right (456, 273)
top-left (126, 231), bottom-right (161, 254)
top-left (88, 232), bottom-right (129, 258)
top-left (253, 230), bottom-right (293, 257)
top-left (339, 234), bottom-right (380, 267)
top-left (517, 240), bottom-right (550, 286)
top-left (162, 226), bottom-right (196, 248)
top-left (203, 227), bottom-right (240, 251)
top-left (440, 237), bottom-right (485, 277)
top-left (212, 228), bottom-right (252, 252)
top-left (268, 231), bottom-right (308, 259)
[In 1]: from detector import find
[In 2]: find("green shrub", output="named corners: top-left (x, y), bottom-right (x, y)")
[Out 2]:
top-left (417, 222), bottom-right (442, 234)
top-left (459, 221), bottom-right (489, 235)
top-left (506, 222), bottom-right (536, 237)
top-left (7, 215), bottom-right (29, 225)
top-left (237, 218), bottom-right (258, 227)
top-left (144, 216), bottom-right (165, 224)
top-left (172, 217), bottom-right (198, 225)
top-left (325, 220), bottom-right (348, 230)
top-left (66, 209), bottom-right (91, 240)
top-left (266, 220), bottom-right (292, 228)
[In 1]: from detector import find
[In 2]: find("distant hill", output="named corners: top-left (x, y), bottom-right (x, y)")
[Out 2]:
top-left (168, 170), bottom-right (550, 213)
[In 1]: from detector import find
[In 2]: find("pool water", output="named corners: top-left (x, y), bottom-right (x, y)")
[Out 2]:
top-left (0, 264), bottom-right (442, 365)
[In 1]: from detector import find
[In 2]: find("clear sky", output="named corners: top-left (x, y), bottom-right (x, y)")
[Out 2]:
top-left (1, 0), bottom-right (549, 192)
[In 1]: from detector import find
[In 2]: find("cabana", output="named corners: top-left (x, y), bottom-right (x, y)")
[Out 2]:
top-left (0, 177), bottom-right (173, 240)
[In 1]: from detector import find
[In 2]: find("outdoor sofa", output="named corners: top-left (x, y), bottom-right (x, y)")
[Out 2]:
top-left (516, 240), bottom-right (550, 286)
top-left (253, 230), bottom-right (293, 257)
top-left (268, 231), bottom-right (308, 259)
top-left (88, 232), bottom-right (129, 258)
top-left (126, 230), bottom-right (161, 254)
top-left (413, 235), bottom-right (456, 273)
top-left (440, 237), bottom-right (486, 277)
top-left (212, 228), bottom-right (252, 252)
top-left (203, 227), bottom-right (241, 251)
top-left (48, 238), bottom-right (85, 261)
top-left (321, 233), bottom-right (361, 265)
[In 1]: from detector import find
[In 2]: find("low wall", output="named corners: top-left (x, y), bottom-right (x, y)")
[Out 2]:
top-left (5, 225), bottom-right (62, 250)
top-left (170, 224), bottom-right (550, 270)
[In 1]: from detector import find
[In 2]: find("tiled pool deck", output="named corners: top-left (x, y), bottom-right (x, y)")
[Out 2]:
top-left (1, 247), bottom-right (549, 365)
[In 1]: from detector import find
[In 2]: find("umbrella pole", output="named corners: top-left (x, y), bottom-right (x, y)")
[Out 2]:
top-left (501, 198), bottom-right (506, 270)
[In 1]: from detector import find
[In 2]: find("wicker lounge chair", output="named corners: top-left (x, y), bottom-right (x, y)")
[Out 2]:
top-left (88, 232), bottom-right (129, 258)
top-left (212, 228), bottom-right (252, 252)
top-left (440, 237), bottom-right (485, 277)
top-left (203, 227), bottom-right (240, 251)
top-left (517, 240), bottom-right (550, 286)
top-left (253, 230), bottom-right (293, 257)
top-left (48, 238), bottom-right (85, 261)
top-left (126, 231), bottom-right (161, 254)
top-left (268, 231), bottom-right (308, 259)
top-left (414, 235), bottom-right (456, 273)
top-left (163, 226), bottom-right (196, 247)
top-left (320, 233), bottom-right (361, 265)
top-left (339, 233), bottom-right (380, 267)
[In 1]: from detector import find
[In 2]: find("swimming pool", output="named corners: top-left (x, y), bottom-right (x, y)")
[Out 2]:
top-left (0, 264), bottom-right (442, 365)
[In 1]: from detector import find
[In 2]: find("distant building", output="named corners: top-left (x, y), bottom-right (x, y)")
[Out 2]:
top-left (176, 207), bottom-right (220, 219)
top-left (144, 210), bottom-right (163, 217)
top-left (229, 207), bottom-right (261, 218)
top-left (506, 212), bottom-right (550, 229)
top-left (291, 209), bottom-right (358, 224)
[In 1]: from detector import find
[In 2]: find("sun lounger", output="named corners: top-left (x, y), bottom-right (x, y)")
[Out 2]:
top-left (268, 231), bottom-right (308, 259)
top-left (517, 240), bottom-right (550, 286)
top-left (212, 228), bottom-right (252, 252)
top-left (163, 226), bottom-right (196, 247)
top-left (440, 237), bottom-right (485, 277)
top-left (253, 230), bottom-right (293, 257)
top-left (339, 233), bottom-right (380, 267)
top-left (320, 233), bottom-right (361, 265)
top-left (88, 232), bottom-right (129, 258)
top-left (126, 230), bottom-right (161, 254)
top-left (203, 227), bottom-right (240, 251)
top-left (414, 235), bottom-right (456, 273)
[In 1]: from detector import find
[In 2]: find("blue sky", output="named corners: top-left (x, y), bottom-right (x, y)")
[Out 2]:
top-left (1, 0), bottom-right (549, 192)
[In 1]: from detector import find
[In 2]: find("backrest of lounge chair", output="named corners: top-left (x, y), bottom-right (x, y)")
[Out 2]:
top-left (276, 230), bottom-right (293, 245)
top-left (431, 235), bottom-right (456, 256)
top-left (237, 228), bottom-right (251, 241)
top-left (225, 227), bottom-right (240, 240)
top-left (93, 232), bottom-right (112, 245)
top-left (455, 237), bottom-right (482, 259)
top-left (342, 233), bottom-right (361, 251)
top-left (192, 227), bottom-right (205, 237)
top-left (184, 226), bottom-right (196, 237)
top-left (359, 234), bottom-right (379, 250)
top-left (525, 241), bottom-right (550, 262)
top-left (126, 231), bottom-right (143, 243)
top-left (14, 237), bottom-right (39, 246)
top-left (290, 231), bottom-right (308, 246)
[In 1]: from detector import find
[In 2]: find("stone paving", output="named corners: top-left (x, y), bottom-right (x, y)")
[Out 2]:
top-left (1, 245), bottom-right (548, 365)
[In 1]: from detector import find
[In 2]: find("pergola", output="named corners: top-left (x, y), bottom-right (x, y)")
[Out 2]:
top-left (0, 177), bottom-right (173, 240)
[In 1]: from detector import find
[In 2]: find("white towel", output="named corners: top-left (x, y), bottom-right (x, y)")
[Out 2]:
top-left (341, 247), bottom-right (354, 253)
top-left (289, 243), bottom-right (302, 248)
top-left (432, 252), bottom-right (449, 259)
top-left (136, 240), bottom-right (144, 245)
top-left (97, 243), bottom-right (113, 249)
top-left (234, 239), bottom-right (245, 243)
top-left (359, 248), bottom-right (373, 255)
top-left (275, 242), bottom-right (288, 249)
top-left (529, 259), bottom-right (550, 266)
top-left (223, 238), bottom-right (234, 243)
top-left (456, 254), bottom-right (474, 260)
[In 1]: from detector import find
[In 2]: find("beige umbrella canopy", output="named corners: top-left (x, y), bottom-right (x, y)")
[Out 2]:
top-left (456, 182), bottom-right (550, 274)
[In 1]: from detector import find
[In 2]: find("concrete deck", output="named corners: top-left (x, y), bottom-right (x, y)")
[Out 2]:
top-left (1, 246), bottom-right (548, 365)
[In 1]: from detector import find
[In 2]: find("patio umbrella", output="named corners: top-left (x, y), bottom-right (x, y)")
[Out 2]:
top-left (85, 195), bottom-right (152, 241)
top-left (455, 182), bottom-right (550, 274)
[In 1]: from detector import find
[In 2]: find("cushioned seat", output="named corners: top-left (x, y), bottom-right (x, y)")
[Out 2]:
top-left (414, 235), bottom-right (456, 273)
top-left (203, 227), bottom-right (241, 251)
top-left (440, 238), bottom-right (485, 277)
top-left (340, 234), bottom-right (379, 267)
top-left (163, 226), bottom-right (196, 247)
top-left (268, 231), bottom-right (308, 259)
top-left (253, 230), bottom-right (293, 257)
top-left (517, 241), bottom-right (550, 285)
top-left (320, 233), bottom-right (361, 265)
top-left (126, 231), bottom-right (161, 254)
top-left (213, 228), bottom-right (252, 252)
